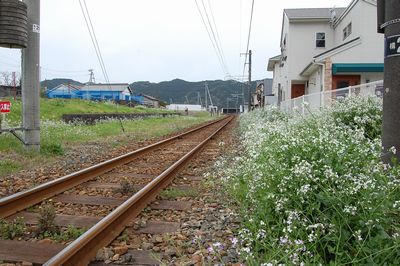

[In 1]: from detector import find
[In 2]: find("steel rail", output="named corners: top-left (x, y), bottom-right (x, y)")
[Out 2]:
top-left (44, 115), bottom-right (233, 266)
top-left (0, 116), bottom-right (230, 219)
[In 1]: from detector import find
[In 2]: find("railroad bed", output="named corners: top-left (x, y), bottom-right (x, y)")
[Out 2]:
top-left (0, 115), bottom-right (234, 265)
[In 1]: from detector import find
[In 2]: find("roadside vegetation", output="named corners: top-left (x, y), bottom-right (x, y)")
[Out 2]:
top-left (0, 97), bottom-right (213, 177)
top-left (217, 97), bottom-right (400, 264)
top-left (3, 97), bottom-right (173, 123)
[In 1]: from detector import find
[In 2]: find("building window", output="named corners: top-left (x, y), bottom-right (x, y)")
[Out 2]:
top-left (316, 32), bottom-right (325, 48)
top-left (343, 22), bottom-right (352, 40)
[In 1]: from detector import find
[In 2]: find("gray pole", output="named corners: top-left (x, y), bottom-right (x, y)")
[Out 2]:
top-left (22, 0), bottom-right (41, 151)
top-left (204, 82), bottom-right (208, 110)
top-left (377, 0), bottom-right (400, 163)
top-left (248, 50), bottom-right (252, 112)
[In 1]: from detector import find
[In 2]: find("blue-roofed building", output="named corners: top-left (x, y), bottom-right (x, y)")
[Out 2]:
top-left (77, 83), bottom-right (132, 101)
top-left (46, 83), bottom-right (132, 101)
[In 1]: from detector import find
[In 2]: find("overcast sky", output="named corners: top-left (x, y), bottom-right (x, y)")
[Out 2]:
top-left (0, 0), bottom-right (352, 83)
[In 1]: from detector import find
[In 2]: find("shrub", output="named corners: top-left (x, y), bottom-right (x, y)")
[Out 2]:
top-left (329, 96), bottom-right (382, 140)
top-left (0, 217), bottom-right (26, 240)
top-left (37, 202), bottom-right (58, 235)
top-left (219, 98), bottom-right (400, 265)
top-left (116, 179), bottom-right (136, 195)
top-left (41, 143), bottom-right (64, 156)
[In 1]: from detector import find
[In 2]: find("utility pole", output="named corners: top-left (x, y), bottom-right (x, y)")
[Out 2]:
top-left (204, 82), bottom-right (208, 110)
top-left (197, 92), bottom-right (203, 107)
top-left (206, 83), bottom-right (213, 107)
top-left (248, 49), bottom-right (252, 112)
top-left (12, 72), bottom-right (16, 100)
top-left (377, 0), bottom-right (400, 163)
top-left (22, 0), bottom-right (41, 151)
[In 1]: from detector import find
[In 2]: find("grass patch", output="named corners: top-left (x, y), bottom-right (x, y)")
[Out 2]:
top-left (160, 187), bottom-right (198, 200)
top-left (2, 97), bottom-right (173, 123)
top-left (0, 113), bottom-right (215, 176)
top-left (0, 160), bottom-right (22, 176)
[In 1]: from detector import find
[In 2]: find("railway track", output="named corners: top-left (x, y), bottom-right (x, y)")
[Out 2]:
top-left (0, 115), bottom-right (233, 265)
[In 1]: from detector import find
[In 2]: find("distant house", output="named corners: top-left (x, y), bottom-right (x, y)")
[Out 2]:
top-left (46, 83), bottom-right (132, 101)
top-left (0, 85), bottom-right (21, 98)
top-left (138, 94), bottom-right (160, 108)
top-left (167, 104), bottom-right (202, 111)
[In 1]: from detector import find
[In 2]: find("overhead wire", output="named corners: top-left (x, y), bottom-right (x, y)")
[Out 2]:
top-left (41, 67), bottom-right (88, 73)
top-left (238, 0), bottom-right (255, 109)
top-left (241, 0), bottom-right (255, 80)
top-left (204, 0), bottom-right (229, 75)
top-left (78, 0), bottom-right (111, 86)
top-left (82, 0), bottom-right (111, 84)
top-left (194, 0), bottom-right (228, 77)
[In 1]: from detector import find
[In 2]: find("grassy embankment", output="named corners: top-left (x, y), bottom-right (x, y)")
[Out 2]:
top-left (0, 98), bottom-right (213, 176)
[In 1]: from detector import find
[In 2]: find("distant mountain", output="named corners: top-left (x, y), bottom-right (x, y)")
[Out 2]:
top-left (130, 78), bottom-right (272, 107)
top-left (41, 79), bottom-right (83, 89)
top-left (40, 78), bottom-right (272, 108)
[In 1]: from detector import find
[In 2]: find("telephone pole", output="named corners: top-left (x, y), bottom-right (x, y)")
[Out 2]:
top-left (204, 82), bottom-right (208, 110)
top-left (377, 0), bottom-right (400, 163)
top-left (22, 0), bottom-right (41, 151)
top-left (248, 50), bottom-right (252, 112)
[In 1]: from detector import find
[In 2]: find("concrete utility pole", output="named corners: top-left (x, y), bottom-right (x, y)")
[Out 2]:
top-left (22, 0), bottom-right (41, 151)
top-left (204, 82), bottom-right (208, 110)
top-left (248, 50), bottom-right (252, 112)
top-left (12, 72), bottom-right (16, 100)
top-left (377, 0), bottom-right (400, 163)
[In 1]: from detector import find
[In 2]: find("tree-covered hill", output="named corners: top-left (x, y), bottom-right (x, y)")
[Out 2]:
top-left (41, 79), bottom-right (83, 89)
top-left (41, 78), bottom-right (272, 108)
top-left (130, 78), bottom-right (272, 107)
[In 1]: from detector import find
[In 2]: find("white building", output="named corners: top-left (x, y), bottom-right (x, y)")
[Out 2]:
top-left (166, 104), bottom-right (203, 112)
top-left (268, 0), bottom-right (383, 103)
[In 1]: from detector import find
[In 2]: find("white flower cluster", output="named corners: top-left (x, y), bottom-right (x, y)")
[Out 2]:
top-left (215, 97), bottom-right (400, 264)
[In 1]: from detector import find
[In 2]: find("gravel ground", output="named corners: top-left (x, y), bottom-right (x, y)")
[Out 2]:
top-left (0, 119), bottom-right (219, 198)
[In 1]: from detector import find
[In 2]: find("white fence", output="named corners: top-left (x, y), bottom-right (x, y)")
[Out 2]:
top-left (280, 80), bottom-right (384, 114)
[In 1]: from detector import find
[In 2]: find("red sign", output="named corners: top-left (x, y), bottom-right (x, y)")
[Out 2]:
top-left (0, 101), bottom-right (11, 113)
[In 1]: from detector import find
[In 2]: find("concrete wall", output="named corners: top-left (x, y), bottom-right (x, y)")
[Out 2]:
top-left (361, 72), bottom-right (383, 83)
top-left (306, 65), bottom-right (323, 95)
top-left (333, 0), bottom-right (383, 63)
top-left (288, 21), bottom-right (334, 81)
top-left (280, 15), bottom-right (290, 100)
top-left (272, 61), bottom-right (285, 96)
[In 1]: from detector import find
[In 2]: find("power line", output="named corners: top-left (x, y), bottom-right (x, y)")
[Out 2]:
top-left (241, 0), bottom-right (255, 79)
top-left (204, 0), bottom-right (229, 75)
top-left (78, 0), bottom-right (110, 86)
top-left (41, 67), bottom-right (88, 73)
top-left (82, 0), bottom-right (110, 84)
top-left (194, 0), bottom-right (228, 76)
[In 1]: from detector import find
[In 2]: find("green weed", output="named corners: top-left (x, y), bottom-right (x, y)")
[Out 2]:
top-left (160, 187), bottom-right (198, 200)
top-left (0, 217), bottom-right (26, 240)
top-left (0, 160), bottom-right (22, 176)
